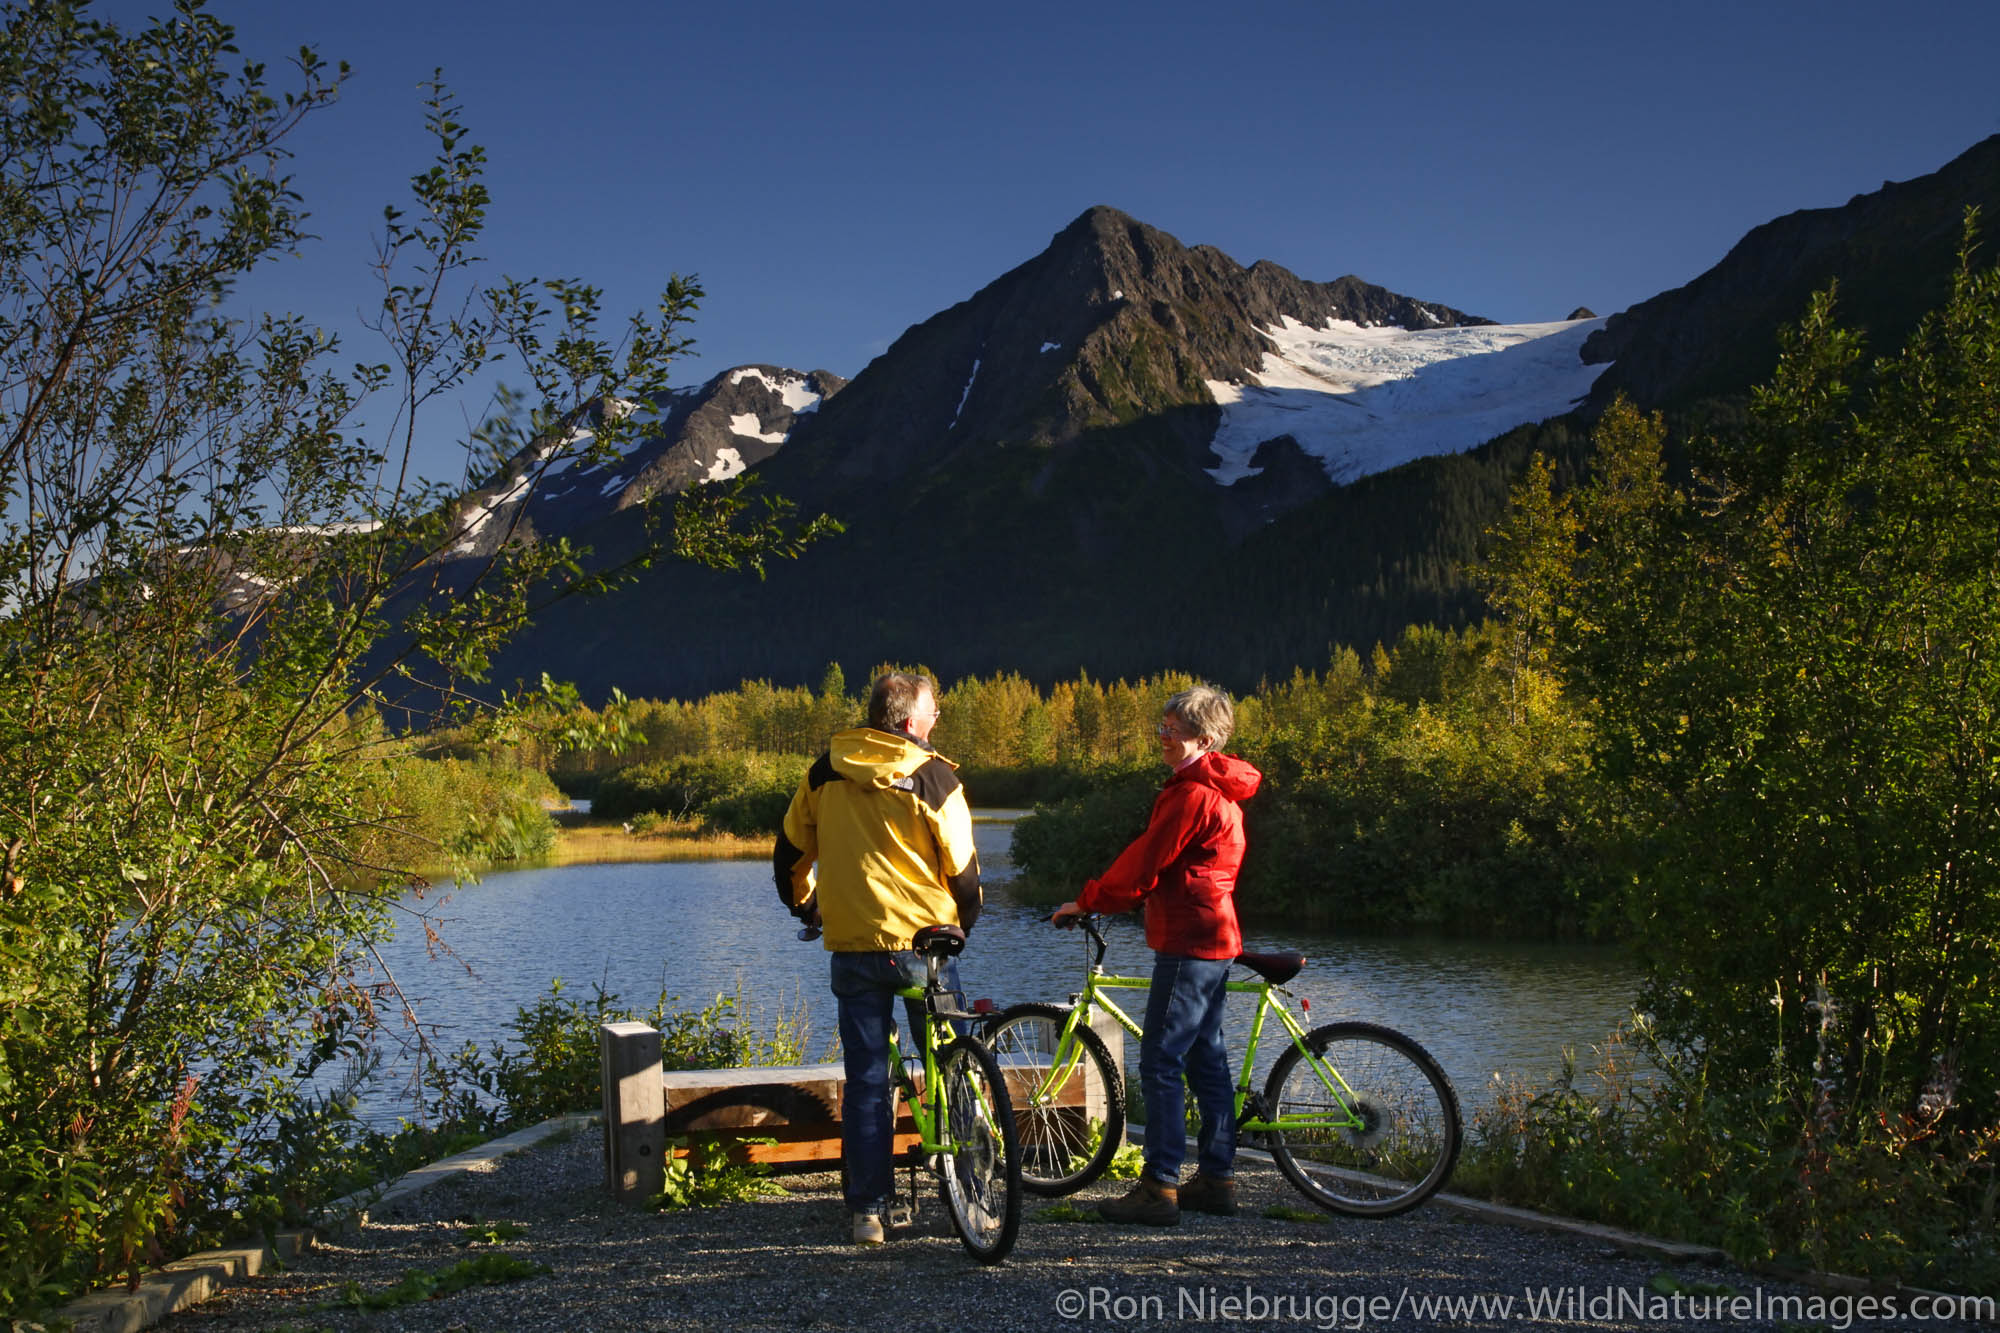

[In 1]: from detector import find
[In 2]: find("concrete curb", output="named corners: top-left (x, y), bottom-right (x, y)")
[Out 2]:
top-left (1221, 1137), bottom-right (1728, 1263)
top-left (1423, 1188), bottom-right (1728, 1263)
top-left (46, 1112), bottom-right (594, 1333)
top-left (51, 1232), bottom-right (315, 1333)
top-left (1139, 1130), bottom-right (1988, 1314)
top-left (322, 1111), bottom-right (597, 1231)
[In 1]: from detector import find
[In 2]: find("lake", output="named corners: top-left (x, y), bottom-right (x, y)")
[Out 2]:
top-left (349, 815), bottom-right (1639, 1126)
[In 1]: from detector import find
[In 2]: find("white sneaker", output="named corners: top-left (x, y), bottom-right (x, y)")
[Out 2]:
top-left (850, 1211), bottom-right (885, 1245)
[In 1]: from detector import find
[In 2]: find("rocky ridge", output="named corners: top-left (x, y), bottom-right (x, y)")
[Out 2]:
top-left (441, 365), bottom-right (847, 561)
top-left (1583, 134), bottom-right (2000, 407)
top-left (789, 205), bottom-right (1492, 493)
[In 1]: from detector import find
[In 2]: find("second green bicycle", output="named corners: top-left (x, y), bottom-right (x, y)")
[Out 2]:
top-left (985, 914), bottom-right (1462, 1217)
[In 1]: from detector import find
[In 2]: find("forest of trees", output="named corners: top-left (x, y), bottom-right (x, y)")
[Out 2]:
top-left (541, 626), bottom-right (1604, 937)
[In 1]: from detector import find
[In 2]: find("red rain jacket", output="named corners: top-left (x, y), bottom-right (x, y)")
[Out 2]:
top-left (1075, 751), bottom-right (1262, 959)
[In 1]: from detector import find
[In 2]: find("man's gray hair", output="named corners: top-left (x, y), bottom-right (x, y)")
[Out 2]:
top-left (868, 670), bottom-right (938, 731)
top-left (1165, 684), bottom-right (1234, 748)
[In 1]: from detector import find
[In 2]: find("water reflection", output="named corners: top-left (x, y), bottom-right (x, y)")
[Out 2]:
top-left (351, 815), bottom-right (1637, 1127)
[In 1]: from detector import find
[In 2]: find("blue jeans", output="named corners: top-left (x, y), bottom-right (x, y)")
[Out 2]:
top-left (830, 950), bottom-right (962, 1213)
top-left (1139, 952), bottom-right (1237, 1184)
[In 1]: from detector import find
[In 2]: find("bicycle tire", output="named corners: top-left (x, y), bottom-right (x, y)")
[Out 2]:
top-left (935, 1036), bottom-right (1022, 1264)
top-left (984, 1001), bottom-right (1126, 1196)
top-left (1261, 1021), bottom-right (1462, 1217)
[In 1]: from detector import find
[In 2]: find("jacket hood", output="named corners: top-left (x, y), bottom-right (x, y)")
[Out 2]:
top-left (829, 726), bottom-right (953, 790)
top-left (1174, 751), bottom-right (1262, 802)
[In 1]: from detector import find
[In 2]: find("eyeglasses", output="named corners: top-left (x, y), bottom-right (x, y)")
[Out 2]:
top-left (1155, 721), bottom-right (1193, 741)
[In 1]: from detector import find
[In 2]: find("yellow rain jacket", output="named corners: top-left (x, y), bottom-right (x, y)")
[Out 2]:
top-left (774, 726), bottom-right (981, 952)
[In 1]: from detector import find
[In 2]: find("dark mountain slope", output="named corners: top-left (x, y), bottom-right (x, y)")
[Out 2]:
top-left (442, 364), bottom-right (846, 562)
top-left (1584, 135), bottom-right (2000, 408)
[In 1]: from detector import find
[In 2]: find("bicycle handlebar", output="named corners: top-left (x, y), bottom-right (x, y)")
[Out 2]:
top-left (1050, 909), bottom-right (1110, 968)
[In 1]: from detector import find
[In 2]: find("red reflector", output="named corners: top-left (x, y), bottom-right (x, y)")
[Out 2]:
top-left (1301, 997), bottom-right (1311, 1013)
top-left (971, 997), bottom-right (996, 1014)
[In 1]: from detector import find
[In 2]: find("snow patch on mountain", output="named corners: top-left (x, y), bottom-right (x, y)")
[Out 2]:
top-left (1204, 316), bottom-right (1610, 487)
top-left (705, 446), bottom-right (746, 481)
top-left (729, 413), bottom-right (788, 444)
top-left (450, 472), bottom-right (532, 554)
top-left (951, 358), bottom-right (981, 429)
top-left (729, 367), bottom-right (824, 414)
top-left (265, 520), bottom-right (383, 536)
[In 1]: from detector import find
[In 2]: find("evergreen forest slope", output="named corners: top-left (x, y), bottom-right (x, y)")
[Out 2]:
top-left (466, 139), bottom-right (2000, 700)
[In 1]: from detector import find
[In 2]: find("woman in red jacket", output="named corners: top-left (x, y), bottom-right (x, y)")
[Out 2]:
top-left (1052, 684), bottom-right (1262, 1226)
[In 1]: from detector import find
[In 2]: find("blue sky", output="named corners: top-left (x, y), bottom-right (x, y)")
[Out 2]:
top-left (109, 0), bottom-right (2000, 481)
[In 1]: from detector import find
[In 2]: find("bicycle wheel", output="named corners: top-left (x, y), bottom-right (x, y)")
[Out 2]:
top-left (934, 1036), bottom-right (1022, 1264)
top-left (1262, 1021), bottom-right (1462, 1217)
top-left (984, 1002), bottom-right (1125, 1195)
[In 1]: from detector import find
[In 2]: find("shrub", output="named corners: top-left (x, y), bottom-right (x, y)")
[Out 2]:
top-left (352, 752), bottom-right (558, 871)
top-left (426, 980), bottom-right (808, 1132)
top-left (1455, 1020), bottom-right (2000, 1293)
top-left (592, 751), bottom-right (807, 832)
top-left (1007, 766), bottom-right (1159, 901)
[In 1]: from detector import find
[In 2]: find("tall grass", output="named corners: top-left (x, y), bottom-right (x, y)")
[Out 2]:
top-left (1454, 1018), bottom-right (2000, 1294)
top-left (541, 819), bottom-right (769, 865)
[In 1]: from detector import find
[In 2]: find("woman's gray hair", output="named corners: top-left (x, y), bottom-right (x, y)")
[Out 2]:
top-left (1164, 684), bottom-right (1234, 749)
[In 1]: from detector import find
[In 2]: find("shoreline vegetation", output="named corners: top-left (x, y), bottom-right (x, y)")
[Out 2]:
top-left (518, 649), bottom-right (1608, 940)
top-left (538, 816), bottom-right (769, 866)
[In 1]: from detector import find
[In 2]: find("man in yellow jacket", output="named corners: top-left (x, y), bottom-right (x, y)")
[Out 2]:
top-left (774, 670), bottom-right (981, 1244)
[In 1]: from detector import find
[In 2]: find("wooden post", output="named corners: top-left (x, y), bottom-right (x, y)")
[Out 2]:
top-left (600, 1021), bottom-right (665, 1202)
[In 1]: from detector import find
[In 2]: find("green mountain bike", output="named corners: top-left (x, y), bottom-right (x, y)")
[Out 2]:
top-left (985, 913), bottom-right (1461, 1217)
top-left (804, 922), bottom-right (1023, 1262)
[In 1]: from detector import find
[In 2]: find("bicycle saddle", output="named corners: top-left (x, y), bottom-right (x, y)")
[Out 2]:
top-left (1235, 949), bottom-right (1305, 985)
top-left (913, 924), bottom-right (967, 958)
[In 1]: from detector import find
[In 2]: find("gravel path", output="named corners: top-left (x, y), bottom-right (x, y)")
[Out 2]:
top-left (162, 1127), bottom-right (1988, 1332)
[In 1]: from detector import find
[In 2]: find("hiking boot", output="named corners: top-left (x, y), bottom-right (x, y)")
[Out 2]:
top-left (1097, 1177), bottom-right (1180, 1226)
top-left (850, 1211), bottom-right (885, 1245)
top-left (1178, 1171), bottom-right (1238, 1216)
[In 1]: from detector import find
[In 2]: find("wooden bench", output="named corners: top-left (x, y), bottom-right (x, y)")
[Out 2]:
top-left (598, 1019), bottom-right (1123, 1201)
top-left (660, 1062), bottom-right (908, 1169)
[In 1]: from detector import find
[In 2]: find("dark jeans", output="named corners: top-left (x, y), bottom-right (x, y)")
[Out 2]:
top-left (1139, 952), bottom-right (1237, 1185)
top-left (830, 949), bottom-right (962, 1214)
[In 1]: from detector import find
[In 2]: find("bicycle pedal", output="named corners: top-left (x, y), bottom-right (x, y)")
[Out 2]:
top-left (887, 1200), bottom-right (914, 1228)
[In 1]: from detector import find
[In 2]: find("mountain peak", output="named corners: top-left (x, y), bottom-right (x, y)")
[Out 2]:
top-left (1060, 203), bottom-right (1141, 236)
top-left (781, 208), bottom-right (1506, 504)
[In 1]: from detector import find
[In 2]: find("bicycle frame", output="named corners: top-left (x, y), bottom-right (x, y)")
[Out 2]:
top-left (886, 955), bottom-right (982, 1155)
top-left (1050, 918), bottom-right (1372, 1137)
